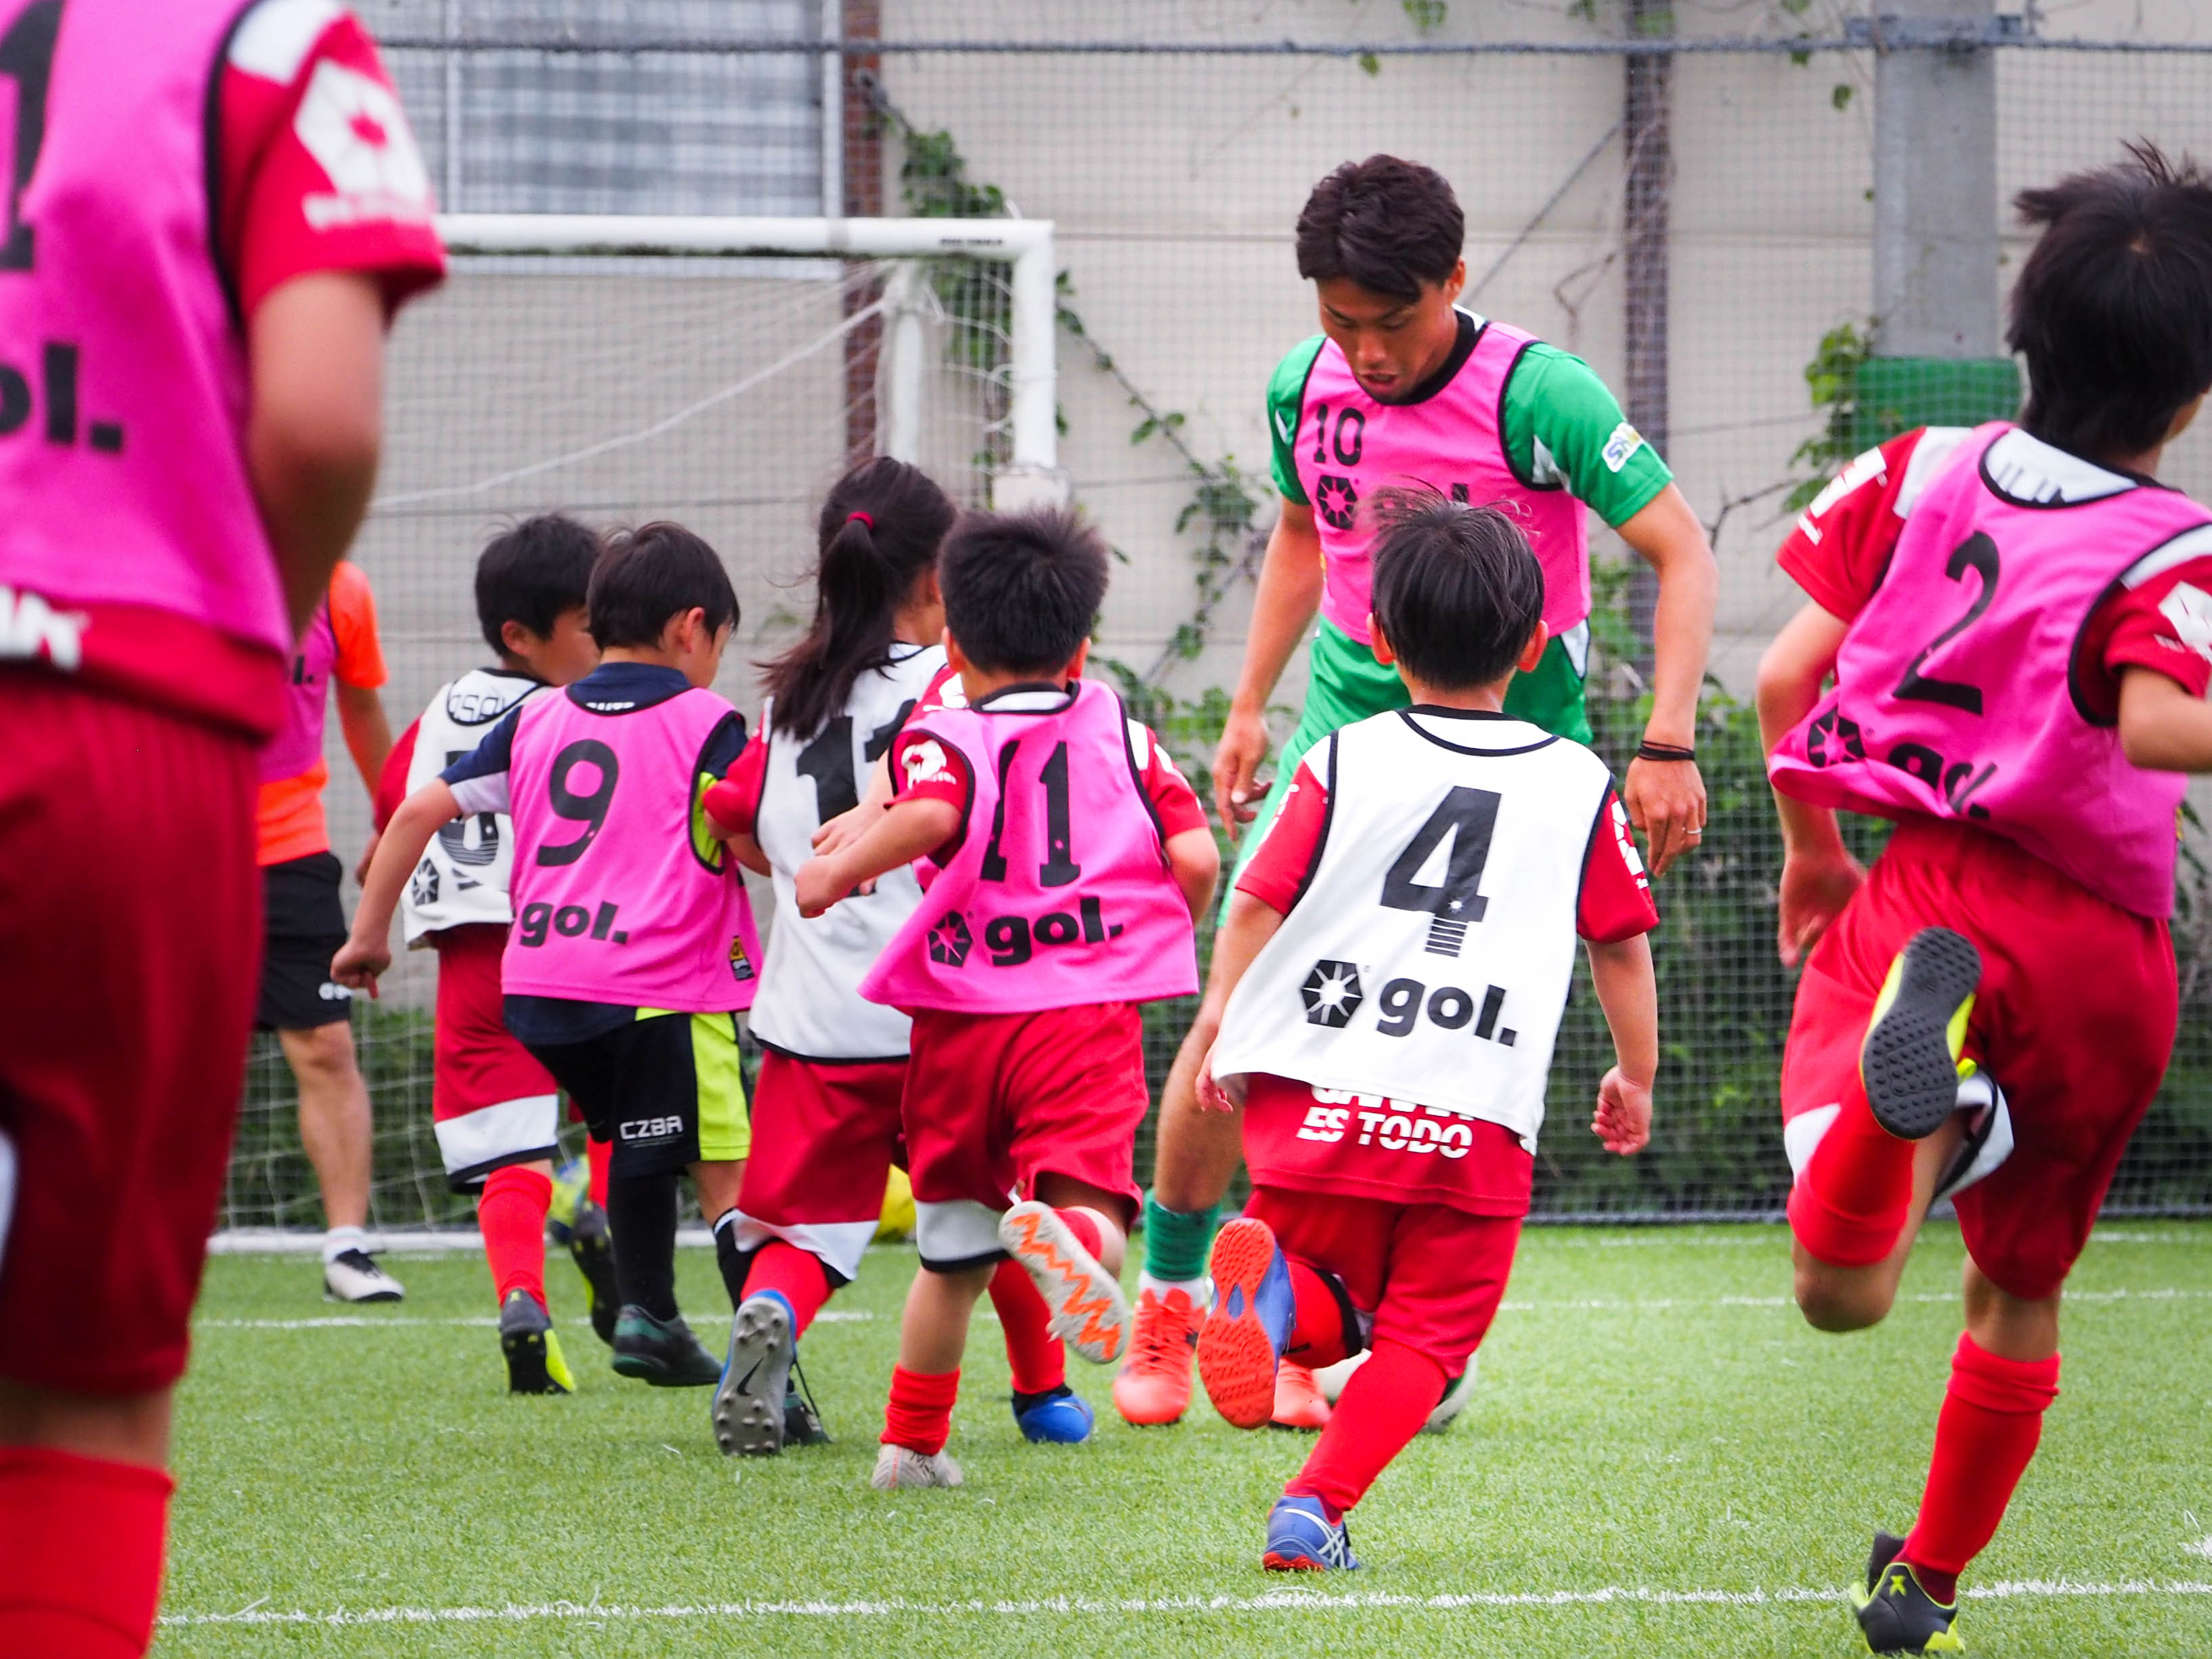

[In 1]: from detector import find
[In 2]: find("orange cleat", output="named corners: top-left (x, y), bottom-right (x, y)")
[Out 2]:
top-left (1112, 1283), bottom-right (1202, 1425)
top-left (1196, 1218), bottom-right (1295, 1431)
top-left (1270, 1360), bottom-right (1332, 1431)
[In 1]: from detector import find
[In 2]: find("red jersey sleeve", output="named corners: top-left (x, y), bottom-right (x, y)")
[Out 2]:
top-left (218, 1), bottom-right (446, 320)
top-left (1235, 755), bottom-right (1330, 915)
top-left (1775, 429), bottom-right (1933, 620)
top-left (913, 660), bottom-right (968, 715)
top-left (1127, 720), bottom-right (1209, 838)
top-left (702, 731), bottom-right (771, 838)
top-left (1578, 790), bottom-right (1660, 943)
top-left (2076, 558), bottom-right (2212, 718)
top-left (372, 716), bottom-right (418, 831)
top-left (892, 727), bottom-right (976, 863)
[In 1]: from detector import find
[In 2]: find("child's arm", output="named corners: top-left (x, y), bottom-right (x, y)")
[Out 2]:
top-left (1756, 599), bottom-right (1865, 967)
top-left (331, 779), bottom-right (459, 993)
top-left (1192, 890), bottom-right (1289, 1111)
top-left (1584, 932), bottom-right (1657, 1155)
top-left (2118, 665), bottom-right (2212, 771)
top-left (812, 752), bottom-right (895, 858)
top-left (792, 795), bottom-right (959, 920)
top-left (1165, 826), bottom-right (1221, 921)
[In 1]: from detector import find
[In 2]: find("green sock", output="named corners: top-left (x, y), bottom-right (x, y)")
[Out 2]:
top-left (1142, 1192), bottom-right (1220, 1284)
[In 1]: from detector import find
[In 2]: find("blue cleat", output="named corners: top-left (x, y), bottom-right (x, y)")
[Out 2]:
top-left (1262, 1494), bottom-right (1360, 1572)
top-left (1196, 1218), bottom-right (1297, 1429)
top-left (1012, 1385), bottom-right (1095, 1444)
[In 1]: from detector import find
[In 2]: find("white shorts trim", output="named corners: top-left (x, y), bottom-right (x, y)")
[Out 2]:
top-left (433, 1093), bottom-right (561, 1182)
top-left (722, 1212), bottom-right (878, 1284)
top-left (915, 1199), bottom-right (1005, 1268)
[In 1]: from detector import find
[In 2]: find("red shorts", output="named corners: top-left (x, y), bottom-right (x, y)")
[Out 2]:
top-left (1782, 819), bottom-right (2175, 1299)
top-left (1242, 1073), bottom-right (1534, 1216)
top-left (903, 1002), bottom-right (1149, 1268)
top-left (1245, 1184), bottom-right (1521, 1371)
top-left (729, 1050), bottom-right (907, 1283)
top-left (429, 923), bottom-right (561, 1191)
top-left (0, 674), bottom-right (262, 1394)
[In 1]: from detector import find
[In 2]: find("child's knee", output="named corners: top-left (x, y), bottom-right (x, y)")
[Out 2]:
top-left (1792, 1251), bottom-right (1898, 1333)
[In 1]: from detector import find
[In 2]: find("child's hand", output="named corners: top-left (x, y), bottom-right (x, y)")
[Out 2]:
top-left (1592, 1067), bottom-right (1652, 1155)
top-left (793, 856), bottom-right (846, 919)
top-left (812, 796), bottom-right (884, 858)
top-left (1195, 1043), bottom-right (1237, 1113)
top-left (330, 936), bottom-right (391, 998)
top-left (1777, 845), bottom-right (1865, 968)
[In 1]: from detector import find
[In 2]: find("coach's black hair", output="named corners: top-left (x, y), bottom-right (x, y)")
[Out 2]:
top-left (938, 507), bottom-right (1108, 676)
top-left (762, 458), bottom-right (957, 737)
top-left (1295, 155), bottom-right (1465, 304)
top-left (586, 521), bottom-right (739, 651)
top-left (474, 515), bottom-right (601, 657)
top-left (2010, 142), bottom-right (2212, 462)
top-left (1370, 488), bottom-right (1545, 689)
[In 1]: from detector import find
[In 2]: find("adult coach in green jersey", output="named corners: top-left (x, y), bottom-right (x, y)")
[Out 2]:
top-left (1113, 155), bottom-right (1717, 1429)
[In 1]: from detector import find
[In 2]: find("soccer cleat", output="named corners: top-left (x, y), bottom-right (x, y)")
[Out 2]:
top-left (1012, 1385), bottom-right (1096, 1444)
top-left (1196, 1218), bottom-right (1295, 1431)
top-left (323, 1247), bottom-right (404, 1304)
top-left (1112, 1283), bottom-right (1202, 1425)
top-left (610, 1306), bottom-right (722, 1387)
top-left (871, 1444), bottom-right (963, 1490)
top-left (1861, 928), bottom-right (1982, 1141)
top-left (1853, 1531), bottom-right (1964, 1654)
top-left (565, 1199), bottom-right (620, 1347)
top-left (1932, 1071), bottom-right (2014, 1203)
top-left (998, 1201), bottom-right (1131, 1365)
top-left (1262, 1494), bottom-right (1360, 1572)
top-left (498, 1289), bottom-right (574, 1395)
top-left (1270, 1361), bottom-right (1331, 1431)
top-left (712, 1294), bottom-right (796, 1457)
top-left (1422, 1352), bottom-right (1481, 1434)
top-left (546, 1155), bottom-right (590, 1243)
top-left (783, 1364), bottom-right (832, 1447)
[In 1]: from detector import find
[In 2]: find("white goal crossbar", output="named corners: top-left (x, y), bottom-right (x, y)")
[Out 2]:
top-left (437, 213), bottom-right (1065, 509)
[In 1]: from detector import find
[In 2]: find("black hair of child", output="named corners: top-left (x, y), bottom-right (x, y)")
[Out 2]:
top-left (586, 521), bottom-right (739, 651)
top-left (762, 456), bottom-right (957, 738)
top-left (2010, 141), bottom-right (2212, 462)
top-left (474, 514), bottom-right (601, 657)
top-left (1369, 488), bottom-right (1545, 690)
top-left (1295, 155), bottom-right (1465, 305)
top-left (937, 507), bottom-right (1108, 676)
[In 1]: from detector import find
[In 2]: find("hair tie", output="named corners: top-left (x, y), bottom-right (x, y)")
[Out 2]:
top-left (846, 511), bottom-right (874, 530)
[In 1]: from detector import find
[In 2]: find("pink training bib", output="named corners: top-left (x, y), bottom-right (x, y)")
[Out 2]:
top-left (502, 686), bottom-right (763, 1012)
top-left (1297, 318), bottom-right (1591, 645)
top-left (1771, 423), bottom-right (2212, 918)
top-left (0, 0), bottom-right (290, 664)
top-left (861, 680), bottom-right (1199, 1014)
top-left (259, 598), bottom-right (337, 782)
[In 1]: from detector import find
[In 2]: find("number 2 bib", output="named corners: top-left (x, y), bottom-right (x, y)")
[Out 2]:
top-left (1771, 423), bottom-right (2212, 919)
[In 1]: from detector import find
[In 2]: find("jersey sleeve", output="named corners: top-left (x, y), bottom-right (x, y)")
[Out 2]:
top-left (217, 0), bottom-right (447, 321)
top-left (1499, 343), bottom-right (1672, 527)
top-left (2077, 559), bottom-right (2212, 718)
top-left (1267, 337), bottom-right (1327, 506)
top-left (372, 715), bottom-right (418, 831)
top-left (702, 730), bottom-right (771, 838)
top-left (441, 704), bottom-right (521, 817)
top-left (326, 560), bottom-right (387, 689)
top-left (913, 660), bottom-right (968, 714)
top-left (1577, 790), bottom-right (1660, 943)
top-left (1774, 429), bottom-right (1934, 620)
top-left (892, 727), bottom-right (976, 863)
top-left (1234, 752), bottom-right (1330, 915)
top-left (1127, 720), bottom-right (1209, 838)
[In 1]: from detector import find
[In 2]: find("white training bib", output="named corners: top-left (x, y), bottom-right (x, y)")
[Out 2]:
top-left (1209, 709), bottom-right (1613, 1148)
top-left (749, 643), bottom-right (946, 1060)
top-left (399, 668), bottom-right (550, 945)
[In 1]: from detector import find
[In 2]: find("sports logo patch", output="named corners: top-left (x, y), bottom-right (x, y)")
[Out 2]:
top-left (1301, 959), bottom-right (1364, 1027)
top-left (928, 909), bottom-right (974, 968)
top-left (1601, 421), bottom-right (1645, 474)
top-left (295, 60), bottom-right (433, 230)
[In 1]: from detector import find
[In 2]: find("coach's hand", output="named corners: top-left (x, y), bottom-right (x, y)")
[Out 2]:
top-left (330, 936), bottom-right (391, 997)
top-left (1776, 845), bottom-right (1865, 969)
top-left (1213, 704), bottom-right (1273, 844)
top-left (1624, 753), bottom-right (1707, 879)
top-left (1592, 1066), bottom-right (1653, 1156)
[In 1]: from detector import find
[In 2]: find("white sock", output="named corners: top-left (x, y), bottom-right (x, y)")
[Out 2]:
top-left (323, 1225), bottom-right (368, 1266)
top-left (1139, 1269), bottom-right (1208, 1304)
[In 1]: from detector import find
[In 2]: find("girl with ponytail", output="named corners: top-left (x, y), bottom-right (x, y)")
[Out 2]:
top-left (700, 458), bottom-right (1084, 1457)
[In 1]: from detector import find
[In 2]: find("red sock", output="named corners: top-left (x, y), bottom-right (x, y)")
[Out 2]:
top-left (744, 1242), bottom-right (834, 1337)
top-left (1789, 1076), bottom-right (1917, 1268)
top-left (1053, 1207), bottom-right (1104, 1259)
top-left (1901, 1334), bottom-right (2060, 1601)
top-left (1284, 1339), bottom-right (1446, 1520)
top-left (586, 1135), bottom-right (611, 1208)
top-left (0, 1446), bottom-right (172, 1657)
top-left (479, 1164), bottom-right (552, 1310)
top-left (1284, 1259), bottom-right (1354, 1369)
top-left (988, 1257), bottom-right (1064, 1395)
top-left (882, 1365), bottom-right (961, 1456)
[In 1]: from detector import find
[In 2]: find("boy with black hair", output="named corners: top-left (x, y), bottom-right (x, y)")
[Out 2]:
top-left (370, 515), bottom-right (608, 1392)
top-left (1193, 490), bottom-right (1657, 1571)
top-left (795, 508), bottom-right (1219, 1490)
top-left (340, 523), bottom-right (765, 1402)
top-left (1759, 143), bottom-right (2212, 1654)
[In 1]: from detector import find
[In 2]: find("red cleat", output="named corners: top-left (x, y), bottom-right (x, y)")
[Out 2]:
top-left (1270, 1360), bottom-right (1332, 1431)
top-left (1112, 1284), bottom-right (1202, 1425)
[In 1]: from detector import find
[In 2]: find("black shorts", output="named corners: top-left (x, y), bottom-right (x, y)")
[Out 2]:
top-left (256, 851), bottom-right (355, 1032)
top-left (525, 1010), bottom-right (750, 1180)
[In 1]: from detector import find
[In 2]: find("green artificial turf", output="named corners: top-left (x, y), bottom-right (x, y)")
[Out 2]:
top-left (160, 1223), bottom-right (2212, 1656)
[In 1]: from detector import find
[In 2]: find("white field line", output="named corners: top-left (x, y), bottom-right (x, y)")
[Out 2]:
top-left (160, 1579), bottom-right (2212, 1629)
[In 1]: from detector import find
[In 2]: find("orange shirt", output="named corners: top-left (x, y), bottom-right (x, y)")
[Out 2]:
top-left (256, 561), bottom-right (387, 866)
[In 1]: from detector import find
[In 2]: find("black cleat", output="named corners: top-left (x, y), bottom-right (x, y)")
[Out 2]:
top-left (610, 1306), bottom-right (722, 1387)
top-left (712, 1294), bottom-right (796, 1457)
top-left (783, 1357), bottom-right (831, 1447)
top-left (499, 1289), bottom-right (575, 1394)
top-left (1853, 1531), bottom-right (1964, 1654)
top-left (566, 1200), bottom-right (620, 1346)
top-left (1861, 928), bottom-right (1981, 1141)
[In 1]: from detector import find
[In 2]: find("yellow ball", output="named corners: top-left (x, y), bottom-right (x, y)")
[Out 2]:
top-left (876, 1165), bottom-right (917, 1241)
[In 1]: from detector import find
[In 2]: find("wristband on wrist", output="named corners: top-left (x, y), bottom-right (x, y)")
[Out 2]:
top-left (1635, 740), bottom-right (1697, 763)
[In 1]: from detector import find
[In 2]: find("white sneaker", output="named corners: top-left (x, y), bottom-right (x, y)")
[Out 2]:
top-left (871, 1444), bottom-right (963, 1490)
top-left (323, 1247), bottom-right (404, 1303)
top-left (997, 1200), bottom-right (1130, 1365)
